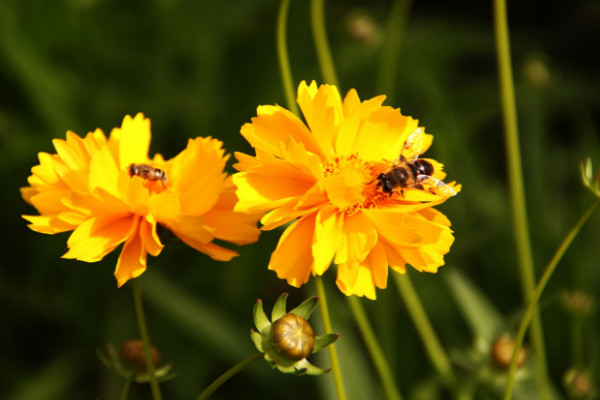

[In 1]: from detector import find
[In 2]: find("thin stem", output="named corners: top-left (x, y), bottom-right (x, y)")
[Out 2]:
top-left (310, 0), bottom-right (339, 87)
top-left (133, 278), bottom-right (162, 400)
top-left (119, 374), bottom-right (134, 400)
top-left (393, 273), bottom-right (455, 386)
top-left (376, 0), bottom-right (413, 103)
top-left (277, 0), bottom-right (299, 116)
top-left (195, 353), bottom-right (263, 400)
top-left (347, 296), bottom-right (403, 400)
top-left (503, 199), bottom-right (600, 400)
top-left (315, 276), bottom-right (347, 400)
top-left (492, 0), bottom-right (550, 397)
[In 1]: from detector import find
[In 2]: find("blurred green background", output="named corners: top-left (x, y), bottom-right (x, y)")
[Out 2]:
top-left (2, 0), bottom-right (599, 399)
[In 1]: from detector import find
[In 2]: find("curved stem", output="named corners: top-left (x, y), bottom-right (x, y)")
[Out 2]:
top-left (310, 0), bottom-right (339, 87)
top-left (195, 353), bottom-right (263, 400)
top-left (393, 273), bottom-right (455, 386)
top-left (347, 296), bottom-right (403, 400)
top-left (277, 0), bottom-right (299, 116)
top-left (492, 0), bottom-right (549, 397)
top-left (133, 278), bottom-right (162, 400)
top-left (315, 276), bottom-right (347, 400)
top-left (503, 199), bottom-right (600, 400)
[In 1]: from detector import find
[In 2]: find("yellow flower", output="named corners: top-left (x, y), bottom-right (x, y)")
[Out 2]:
top-left (233, 81), bottom-right (460, 299)
top-left (22, 113), bottom-right (261, 287)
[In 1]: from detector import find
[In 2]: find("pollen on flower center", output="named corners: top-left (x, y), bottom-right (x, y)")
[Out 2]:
top-left (322, 154), bottom-right (381, 214)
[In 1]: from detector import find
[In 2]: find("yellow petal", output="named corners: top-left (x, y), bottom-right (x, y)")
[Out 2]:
top-left (22, 214), bottom-right (75, 234)
top-left (169, 137), bottom-right (227, 216)
top-left (183, 241), bottom-right (239, 262)
top-left (232, 167), bottom-right (315, 213)
top-left (354, 107), bottom-right (418, 162)
top-left (297, 81), bottom-right (343, 158)
top-left (202, 183), bottom-right (262, 245)
top-left (333, 212), bottom-right (378, 266)
top-left (342, 88), bottom-right (362, 116)
top-left (114, 217), bottom-right (147, 287)
top-left (336, 262), bottom-right (378, 300)
top-left (63, 214), bottom-right (135, 262)
top-left (88, 145), bottom-right (120, 197)
top-left (268, 213), bottom-right (317, 287)
top-left (108, 113), bottom-right (151, 169)
top-left (312, 205), bottom-right (342, 275)
top-left (241, 104), bottom-right (323, 159)
top-left (335, 94), bottom-right (386, 156)
top-left (140, 214), bottom-right (163, 257)
top-left (362, 208), bottom-right (422, 246)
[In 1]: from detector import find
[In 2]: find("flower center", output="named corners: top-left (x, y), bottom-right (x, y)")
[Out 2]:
top-left (322, 154), bottom-right (383, 215)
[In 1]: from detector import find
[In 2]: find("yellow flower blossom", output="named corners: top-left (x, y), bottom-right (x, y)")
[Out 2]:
top-left (233, 81), bottom-right (460, 299)
top-left (22, 113), bottom-right (261, 287)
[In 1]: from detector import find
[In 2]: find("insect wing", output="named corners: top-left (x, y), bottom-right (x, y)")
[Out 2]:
top-left (397, 128), bottom-right (423, 164)
top-left (416, 175), bottom-right (457, 197)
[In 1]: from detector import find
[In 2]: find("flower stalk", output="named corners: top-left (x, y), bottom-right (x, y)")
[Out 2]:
top-left (315, 277), bottom-right (347, 400)
top-left (347, 296), bottom-right (403, 400)
top-left (277, 0), bottom-right (299, 116)
top-left (503, 198), bottom-right (600, 400)
top-left (393, 273), bottom-right (455, 386)
top-left (492, 0), bottom-right (550, 397)
top-left (195, 353), bottom-right (263, 400)
top-left (119, 374), bottom-right (134, 400)
top-left (310, 0), bottom-right (339, 87)
top-left (133, 278), bottom-right (162, 400)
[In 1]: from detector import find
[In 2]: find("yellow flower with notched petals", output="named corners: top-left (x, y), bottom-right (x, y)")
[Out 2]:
top-left (22, 113), bottom-right (261, 287)
top-left (233, 81), bottom-right (460, 299)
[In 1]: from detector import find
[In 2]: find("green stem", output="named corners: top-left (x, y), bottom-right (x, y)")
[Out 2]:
top-left (195, 353), bottom-right (263, 400)
top-left (119, 374), bottom-right (133, 400)
top-left (393, 273), bottom-right (455, 386)
top-left (133, 278), bottom-right (162, 400)
top-left (376, 0), bottom-right (413, 103)
top-left (315, 276), bottom-right (347, 400)
top-left (347, 296), bottom-right (403, 400)
top-left (492, 0), bottom-right (550, 397)
top-left (310, 0), bottom-right (339, 87)
top-left (276, 0), bottom-right (299, 116)
top-left (503, 199), bottom-right (600, 400)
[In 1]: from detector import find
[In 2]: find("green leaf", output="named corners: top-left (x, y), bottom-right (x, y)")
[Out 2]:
top-left (444, 268), bottom-right (504, 343)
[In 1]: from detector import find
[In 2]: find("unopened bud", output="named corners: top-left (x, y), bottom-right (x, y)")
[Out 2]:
top-left (564, 368), bottom-right (596, 399)
top-left (119, 340), bottom-right (161, 373)
top-left (491, 336), bottom-right (526, 369)
top-left (270, 313), bottom-right (315, 361)
top-left (562, 290), bottom-right (595, 317)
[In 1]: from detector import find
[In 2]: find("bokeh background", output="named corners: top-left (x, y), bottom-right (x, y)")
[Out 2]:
top-left (2, 0), bottom-right (599, 399)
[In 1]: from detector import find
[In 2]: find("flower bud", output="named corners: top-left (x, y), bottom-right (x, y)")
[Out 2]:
top-left (491, 336), bottom-right (526, 369)
top-left (564, 368), bottom-right (596, 399)
top-left (561, 289), bottom-right (595, 317)
top-left (270, 313), bottom-right (315, 361)
top-left (119, 340), bottom-right (161, 373)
